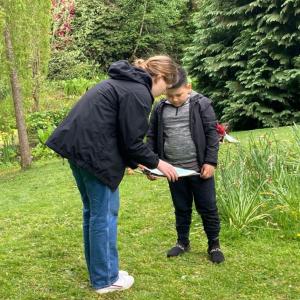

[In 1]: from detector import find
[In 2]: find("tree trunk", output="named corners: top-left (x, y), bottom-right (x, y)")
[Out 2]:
top-left (188, 0), bottom-right (197, 11)
top-left (4, 25), bottom-right (32, 169)
top-left (131, 0), bottom-right (147, 60)
top-left (32, 48), bottom-right (40, 112)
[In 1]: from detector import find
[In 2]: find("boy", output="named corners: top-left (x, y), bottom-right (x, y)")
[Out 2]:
top-left (146, 67), bottom-right (224, 263)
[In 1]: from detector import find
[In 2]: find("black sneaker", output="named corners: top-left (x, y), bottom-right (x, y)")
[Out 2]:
top-left (167, 243), bottom-right (190, 257)
top-left (208, 247), bottom-right (225, 264)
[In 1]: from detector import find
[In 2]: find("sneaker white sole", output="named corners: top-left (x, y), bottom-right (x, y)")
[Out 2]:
top-left (96, 275), bottom-right (134, 294)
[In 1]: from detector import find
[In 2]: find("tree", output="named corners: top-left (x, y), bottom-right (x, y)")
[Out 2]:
top-left (3, 21), bottom-right (31, 168)
top-left (48, 0), bottom-right (199, 79)
top-left (0, 0), bottom-right (51, 168)
top-left (71, 0), bottom-right (190, 69)
top-left (30, 1), bottom-right (51, 112)
top-left (185, 0), bottom-right (300, 129)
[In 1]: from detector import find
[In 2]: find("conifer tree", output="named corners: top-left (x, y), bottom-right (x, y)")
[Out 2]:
top-left (185, 0), bottom-right (300, 129)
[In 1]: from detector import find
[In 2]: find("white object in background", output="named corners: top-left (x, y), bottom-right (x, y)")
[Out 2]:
top-left (224, 133), bottom-right (239, 143)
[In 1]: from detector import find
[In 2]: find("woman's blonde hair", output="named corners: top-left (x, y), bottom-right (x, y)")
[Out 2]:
top-left (133, 55), bottom-right (178, 85)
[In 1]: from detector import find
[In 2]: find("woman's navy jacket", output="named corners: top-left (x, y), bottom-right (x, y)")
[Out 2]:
top-left (46, 61), bottom-right (159, 190)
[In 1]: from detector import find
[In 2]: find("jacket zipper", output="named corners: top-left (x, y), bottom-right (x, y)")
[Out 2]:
top-left (189, 100), bottom-right (201, 165)
top-left (157, 102), bottom-right (165, 159)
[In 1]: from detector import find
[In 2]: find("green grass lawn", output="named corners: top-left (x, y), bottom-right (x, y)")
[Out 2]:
top-left (227, 125), bottom-right (295, 145)
top-left (0, 127), bottom-right (300, 299)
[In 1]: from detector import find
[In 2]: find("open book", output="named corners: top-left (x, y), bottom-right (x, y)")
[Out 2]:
top-left (143, 166), bottom-right (200, 177)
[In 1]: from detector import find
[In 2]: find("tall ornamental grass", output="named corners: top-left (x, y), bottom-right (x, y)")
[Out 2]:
top-left (216, 125), bottom-right (300, 235)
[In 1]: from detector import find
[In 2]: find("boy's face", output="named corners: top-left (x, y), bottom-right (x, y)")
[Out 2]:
top-left (165, 83), bottom-right (192, 107)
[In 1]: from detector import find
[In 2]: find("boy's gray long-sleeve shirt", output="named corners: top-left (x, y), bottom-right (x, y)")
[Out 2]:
top-left (163, 95), bottom-right (199, 171)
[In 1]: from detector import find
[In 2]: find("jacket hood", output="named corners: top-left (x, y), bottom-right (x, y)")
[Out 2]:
top-left (161, 91), bottom-right (212, 111)
top-left (108, 60), bottom-right (153, 90)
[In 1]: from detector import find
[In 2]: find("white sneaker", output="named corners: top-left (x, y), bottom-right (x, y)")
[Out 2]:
top-left (96, 273), bottom-right (134, 294)
top-left (119, 270), bottom-right (128, 276)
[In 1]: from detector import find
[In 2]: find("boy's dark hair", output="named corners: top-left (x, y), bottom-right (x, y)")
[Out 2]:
top-left (169, 67), bottom-right (188, 89)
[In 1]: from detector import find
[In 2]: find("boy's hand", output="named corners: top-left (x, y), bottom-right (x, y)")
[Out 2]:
top-left (200, 164), bottom-right (215, 179)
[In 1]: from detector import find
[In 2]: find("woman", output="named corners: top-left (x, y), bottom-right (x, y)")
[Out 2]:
top-left (46, 56), bottom-right (179, 294)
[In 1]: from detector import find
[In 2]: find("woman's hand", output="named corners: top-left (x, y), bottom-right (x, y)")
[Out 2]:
top-left (157, 159), bottom-right (178, 182)
top-left (200, 164), bottom-right (215, 179)
top-left (138, 164), bottom-right (157, 180)
top-left (146, 174), bottom-right (157, 181)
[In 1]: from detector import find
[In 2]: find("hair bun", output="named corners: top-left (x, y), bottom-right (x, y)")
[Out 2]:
top-left (134, 58), bottom-right (147, 68)
top-left (133, 55), bottom-right (178, 85)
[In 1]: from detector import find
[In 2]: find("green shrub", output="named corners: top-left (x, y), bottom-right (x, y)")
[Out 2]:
top-left (37, 127), bottom-right (55, 144)
top-left (0, 131), bottom-right (18, 165)
top-left (26, 109), bottom-right (69, 147)
top-left (48, 49), bottom-right (99, 80)
top-left (47, 76), bottom-right (106, 97)
top-left (0, 80), bottom-right (10, 101)
top-left (59, 77), bottom-right (104, 96)
top-left (0, 98), bottom-right (16, 132)
top-left (31, 143), bottom-right (56, 160)
top-left (27, 108), bottom-right (69, 134)
top-left (31, 127), bottom-right (57, 160)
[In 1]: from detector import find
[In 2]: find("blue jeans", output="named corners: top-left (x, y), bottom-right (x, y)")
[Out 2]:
top-left (69, 161), bottom-right (119, 289)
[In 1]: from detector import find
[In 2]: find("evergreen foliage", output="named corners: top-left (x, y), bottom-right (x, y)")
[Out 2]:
top-left (185, 0), bottom-right (300, 129)
top-left (48, 0), bottom-right (194, 75)
top-left (73, 0), bottom-right (188, 69)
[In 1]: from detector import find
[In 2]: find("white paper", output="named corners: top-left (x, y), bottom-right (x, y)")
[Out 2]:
top-left (143, 166), bottom-right (200, 177)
